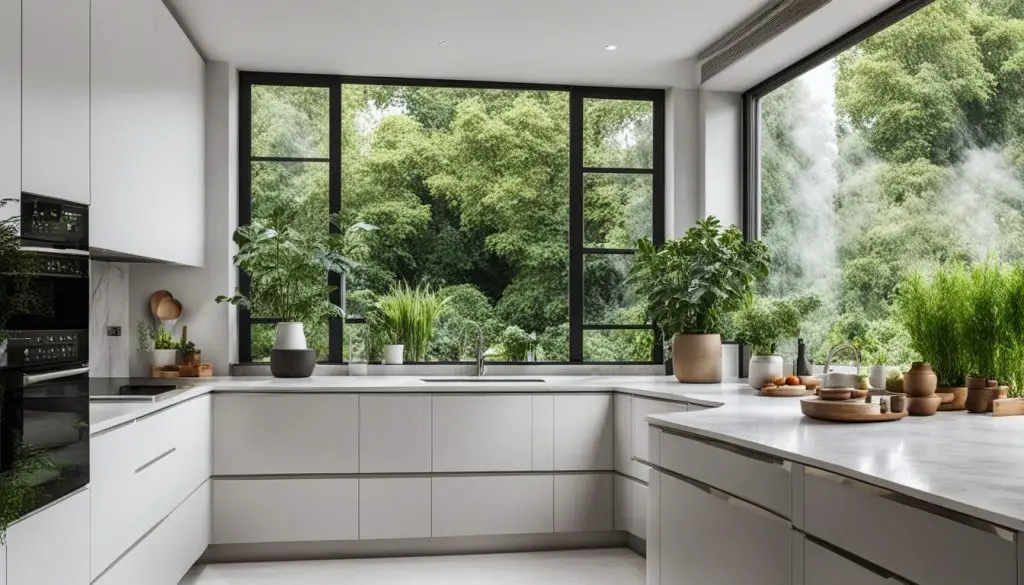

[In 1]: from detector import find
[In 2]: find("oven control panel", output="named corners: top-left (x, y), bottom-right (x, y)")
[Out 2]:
top-left (3, 330), bottom-right (83, 367)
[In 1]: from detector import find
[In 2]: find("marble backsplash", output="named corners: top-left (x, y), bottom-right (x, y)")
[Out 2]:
top-left (90, 261), bottom-right (130, 377)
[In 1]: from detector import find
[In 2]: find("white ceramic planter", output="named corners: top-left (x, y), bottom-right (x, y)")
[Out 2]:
top-left (869, 365), bottom-right (889, 390)
top-left (149, 349), bottom-right (178, 368)
top-left (748, 355), bottom-right (784, 389)
top-left (273, 322), bottom-right (308, 350)
top-left (383, 344), bottom-right (405, 365)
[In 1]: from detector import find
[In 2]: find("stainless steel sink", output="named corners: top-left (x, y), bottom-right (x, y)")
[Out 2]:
top-left (420, 378), bottom-right (546, 383)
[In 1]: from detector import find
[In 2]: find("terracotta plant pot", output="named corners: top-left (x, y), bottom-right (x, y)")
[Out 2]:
top-left (672, 333), bottom-right (722, 384)
top-left (936, 387), bottom-right (968, 411)
top-left (966, 375), bottom-right (998, 390)
top-left (903, 362), bottom-right (938, 397)
top-left (966, 386), bottom-right (1008, 413)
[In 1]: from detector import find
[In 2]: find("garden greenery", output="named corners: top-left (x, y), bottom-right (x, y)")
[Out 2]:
top-left (369, 282), bottom-right (449, 362)
top-left (732, 294), bottom-right (821, 356)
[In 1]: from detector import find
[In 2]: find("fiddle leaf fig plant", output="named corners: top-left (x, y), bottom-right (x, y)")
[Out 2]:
top-left (628, 216), bottom-right (770, 336)
top-left (216, 210), bottom-right (376, 323)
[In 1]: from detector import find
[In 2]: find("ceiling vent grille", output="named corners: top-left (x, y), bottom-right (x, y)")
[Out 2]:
top-left (699, 0), bottom-right (835, 84)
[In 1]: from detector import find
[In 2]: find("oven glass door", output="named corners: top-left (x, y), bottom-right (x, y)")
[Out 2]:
top-left (0, 366), bottom-right (90, 520)
top-left (6, 252), bottom-right (89, 332)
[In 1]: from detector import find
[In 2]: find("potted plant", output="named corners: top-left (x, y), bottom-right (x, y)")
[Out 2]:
top-left (179, 326), bottom-right (201, 366)
top-left (896, 265), bottom-right (971, 410)
top-left (137, 321), bottom-right (178, 369)
top-left (629, 217), bottom-right (769, 383)
top-left (733, 294), bottom-right (819, 389)
top-left (496, 325), bottom-right (536, 362)
top-left (963, 262), bottom-right (1006, 412)
top-left (368, 282), bottom-right (448, 365)
top-left (217, 211), bottom-right (374, 377)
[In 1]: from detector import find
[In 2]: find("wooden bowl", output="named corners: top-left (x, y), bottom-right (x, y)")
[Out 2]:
top-left (849, 388), bottom-right (869, 400)
top-left (799, 376), bottom-right (822, 390)
top-left (907, 394), bottom-right (942, 416)
top-left (819, 388), bottom-right (852, 401)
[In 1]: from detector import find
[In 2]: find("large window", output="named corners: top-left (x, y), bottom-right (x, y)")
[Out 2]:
top-left (240, 75), bottom-right (663, 364)
top-left (748, 0), bottom-right (1024, 364)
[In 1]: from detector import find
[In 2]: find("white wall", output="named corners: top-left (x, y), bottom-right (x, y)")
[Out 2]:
top-left (698, 91), bottom-right (743, 226)
top-left (127, 62), bottom-right (238, 375)
top-left (665, 88), bottom-right (700, 239)
top-left (90, 261), bottom-right (130, 377)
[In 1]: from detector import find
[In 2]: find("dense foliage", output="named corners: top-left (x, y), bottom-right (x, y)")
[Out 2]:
top-left (732, 294), bottom-right (821, 356)
top-left (761, 0), bottom-right (1024, 366)
top-left (629, 218), bottom-right (769, 335)
top-left (249, 84), bottom-right (656, 361)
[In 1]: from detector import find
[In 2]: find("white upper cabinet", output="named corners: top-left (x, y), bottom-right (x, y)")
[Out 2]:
top-left (22, 0), bottom-right (90, 205)
top-left (91, 0), bottom-right (204, 265)
top-left (0, 0), bottom-right (19, 212)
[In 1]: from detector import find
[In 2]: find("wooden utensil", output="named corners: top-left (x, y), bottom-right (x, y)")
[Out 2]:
top-left (819, 388), bottom-right (853, 401)
top-left (155, 297), bottom-right (182, 321)
top-left (149, 290), bottom-right (173, 320)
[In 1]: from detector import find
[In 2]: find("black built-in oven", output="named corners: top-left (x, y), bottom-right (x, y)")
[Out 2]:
top-left (0, 193), bottom-right (90, 521)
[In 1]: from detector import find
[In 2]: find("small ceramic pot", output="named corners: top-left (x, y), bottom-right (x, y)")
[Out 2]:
top-left (383, 344), bottom-right (405, 365)
top-left (907, 394), bottom-right (942, 416)
top-left (148, 349), bottom-right (178, 368)
top-left (966, 386), bottom-right (1009, 413)
top-left (936, 387), bottom-right (968, 411)
top-left (903, 362), bottom-right (938, 397)
top-left (274, 322), bottom-right (308, 350)
top-left (889, 393), bottom-right (907, 413)
top-left (869, 365), bottom-right (889, 391)
top-left (748, 355), bottom-right (784, 389)
top-left (673, 333), bottom-right (723, 383)
top-left (824, 372), bottom-right (860, 389)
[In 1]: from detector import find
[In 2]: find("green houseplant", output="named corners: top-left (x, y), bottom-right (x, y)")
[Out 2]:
top-left (896, 265), bottom-right (970, 390)
top-left (629, 216), bottom-right (769, 383)
top-left (217, 211), bottom-right (374, 376)
top-left (368, 282), bottom-right (448, 364)
top-left (137, 321), bottom-right (178, 369)
top-left (733, 294), bottom-right (820, 388)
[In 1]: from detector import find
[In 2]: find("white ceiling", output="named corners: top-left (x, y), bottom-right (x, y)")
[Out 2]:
top-left (167, 0), bottom-right (781, 88)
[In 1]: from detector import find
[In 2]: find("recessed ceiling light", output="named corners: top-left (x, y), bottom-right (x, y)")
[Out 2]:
top-left (605, 44), bottom-right (617, 51)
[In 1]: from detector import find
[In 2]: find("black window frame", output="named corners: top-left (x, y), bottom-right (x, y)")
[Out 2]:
top-left (238, 71), bottom-right (665, 365)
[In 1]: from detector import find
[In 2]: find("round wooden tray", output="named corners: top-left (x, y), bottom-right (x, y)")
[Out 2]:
top-left (800, 397), bottom-right (908, 422)
top-left (759, 385), bottom-right (809, 397)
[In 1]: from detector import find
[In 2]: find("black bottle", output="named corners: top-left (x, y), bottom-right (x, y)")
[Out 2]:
top-left (796, 338), bottom-right (812, 376)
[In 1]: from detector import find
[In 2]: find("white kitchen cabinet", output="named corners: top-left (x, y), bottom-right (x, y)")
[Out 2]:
top-left (359, 395), bottom-right (431, 473)
top-left (0, 540), bottom-right (6, 585)
top-left (613, 394), bottom-right (632, 474)
top-left (631, 398), bottom-right (685, 480)
top-left (0, 0), bottom-right (19, 211)
top-left (94, 481), bottom-right (210, 585)
top-left (613, 474), bottom-right (647, 540)
top-left (212, 478), bottom-right (358, 544)
top-left (804, 539), bottom-right (891, 585)
top-left (658, 472), bottom-right (791, 585)
top-left (92, 396), bottom-right (211, 579)
top-left (532, 394), bottom-right (554, 470)
top-left (213, 394), bottom-right (359, 475)
top-left (554, 474), bottom-right (613, 533)
top-left (431, 475), bottom-right (554, 537)
top-left (553, 394), bottom-right (613, 471)
top-left (359, 478), bottom-right (431, 540)
top-left (22, 0), bottom-right (90, 204)
top-left (432, 395), bottom-right (533, 472)
top-left (6, 488), bottom-right (90, 585)
top-left (91, 0), bottom-right (204, 264)
top-left (646, 471), bottom-right (661, 585)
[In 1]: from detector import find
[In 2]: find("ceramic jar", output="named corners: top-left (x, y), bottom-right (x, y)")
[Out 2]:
top-left (748, 355), bottom-right (784, 389)
top-left (907, 394), bottom-right (942, 416)
top-left (903, 362), bottom-right (938, 397)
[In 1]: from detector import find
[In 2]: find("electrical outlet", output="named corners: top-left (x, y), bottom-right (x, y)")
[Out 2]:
top-left (106, 326), bottom-right (122, 337)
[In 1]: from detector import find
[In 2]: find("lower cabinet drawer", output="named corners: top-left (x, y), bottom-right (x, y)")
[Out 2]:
top-left (554, 473), bottom-right (613, 533)
top-left (613, 474), bottom-right (647, 540)
top-left (804, 467), bottom-right (1016, 585)
top-left (95, 481), bottom-right (210, 585)
top-left (804, 539), bottom-right (891, 585)
top-left (359, 477), bottom-right (431, 540)
top-left (212, 478), bottom-right (358, 544)
top-left (6, 489), bottom-right (90, 585)
top-left (431, 475), bottom-right (554, 537)
top-left (659, 430), bottom-right (792, 518)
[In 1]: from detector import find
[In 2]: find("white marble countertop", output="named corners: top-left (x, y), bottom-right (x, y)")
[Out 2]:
top-left (89, 374), bottom-right (1024, 534)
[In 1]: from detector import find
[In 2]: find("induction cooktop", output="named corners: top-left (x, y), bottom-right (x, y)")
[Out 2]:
top-left (89, 378), bottom-right (194, 402)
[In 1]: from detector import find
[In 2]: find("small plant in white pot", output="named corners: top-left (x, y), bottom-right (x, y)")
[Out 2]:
top-left (137, 321), bottom-right (178, 369)
top-left (733, 294), bottom-right (820, 389)
top-left (217, 210), bottom-right (374, 377)
top-left (367, 282), bottom-right (448, 365)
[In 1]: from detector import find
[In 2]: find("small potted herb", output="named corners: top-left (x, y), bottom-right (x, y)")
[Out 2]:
top-left (179, 326), bottom-right (201, 366)
top-left (732, 294), bottom-right (819, 389)
top-left (137, 321), bottom-right (178, 369)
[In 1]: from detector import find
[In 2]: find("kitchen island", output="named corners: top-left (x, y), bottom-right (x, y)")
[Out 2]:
top-left (71, 376), bottom-right (1024, 585)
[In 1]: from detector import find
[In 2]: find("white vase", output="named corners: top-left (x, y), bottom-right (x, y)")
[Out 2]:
top-left (748, 355), bottom-right (784, 389)
top-left (383, 344), bottom-right (405, 365)
top-left (869, 365), bottom-right (888, 391)
top-left (149, 349), bottom-right (178, 368)
top-left (274, 322), bottom-right (307, 350)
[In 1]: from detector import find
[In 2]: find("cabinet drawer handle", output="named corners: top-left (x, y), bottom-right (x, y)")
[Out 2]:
top-left (806, 467), bottom-right (1015, 543)
top-left (654, 464), bottom-right (790, 528)
top-left (655, 427), bottom-right (791, 470)
top-left (134, 447), bottom-right (177, 474)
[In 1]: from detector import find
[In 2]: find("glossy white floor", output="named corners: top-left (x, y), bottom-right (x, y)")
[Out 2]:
top-left (179, 548), bottom-right (645, 584)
